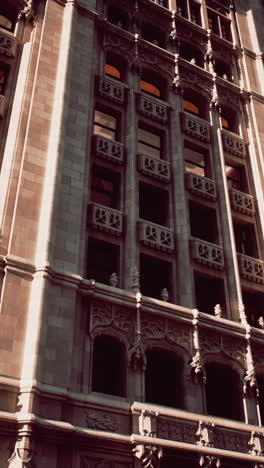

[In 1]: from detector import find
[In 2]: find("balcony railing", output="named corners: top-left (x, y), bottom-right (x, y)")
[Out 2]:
top-left (230, 189), bottom-right (255, 216)
top-left (132, 402), bottom-right (264, 462)
top-left (222, 129), bottom-right (246, 158)
top-left (95, 75), bottom-right (126, 105)
top-left (191, 238), bottom-right (225, 270)
top-left (0, 30), bottom-right (17, 57)
top-left (138, 220), bottom-right (174, 252)
top-left (0, 95), bottom-right (7, 119)
top-left (137, 154), bottom-right (170, 183)
top-left (185, 172), bottom-right (217, 201)
top-left (88, 203), bottom-right (123, 236)
top-left (238, 253), bottom-right (264, 284)
top-left (137, 94), bottom-right (168, 124)
top-left (93, 135), bottom-right (124, 165)
top-left (181, 112), bottom-right (211, 143)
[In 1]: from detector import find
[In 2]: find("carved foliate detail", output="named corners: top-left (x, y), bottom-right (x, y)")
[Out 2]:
top-left (157, 419), bottom-right (196, 444)
top-left (196, 421), bottom-right (214, 447)
top-left (199, 330), bottom-right (246, 366)
top-left (90, 301), bottom-right (133, 337)
top-left (132, 444), bottom-right (162, 468)
top-left (199, 455), bottom-right (221, 468)
top-left (85, 410), bottom-right (118, 432)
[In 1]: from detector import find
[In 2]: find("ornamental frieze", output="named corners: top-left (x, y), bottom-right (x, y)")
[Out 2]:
top-left (90, 300), bottom-right (134, 338)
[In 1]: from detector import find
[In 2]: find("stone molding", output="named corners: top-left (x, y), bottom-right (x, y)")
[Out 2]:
top-left (191, 238), bottom-right (225, 270)
top-left (138, 220), bottom-right (174, 252)
top-left (230, 189), bottom-right (255, 216)
top-left (238, 254), bottom-right (264, 284)
top-left (93, 135), bottom-right (124, 165)
top-left (137, 93), bottom-right (168, 124)
top-left (137, 153), bottom-right (170, 183)
top-left (185, 172), bottom-right (217, 201)
top-left (87, 203), bottom-right (123, 236)
top-left (181, 112), bottom-right (211, 143)
top-left (221, 129), bottom-right (246, 158)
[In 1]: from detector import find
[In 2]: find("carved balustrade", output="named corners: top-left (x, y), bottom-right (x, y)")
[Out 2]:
top-left (185, 172), bottom-right (217, 201)
top-left (0, 29), bottom-right (17, 57)
top-left (191, 238), bottom-right (225, 270)
top-left (230, 189), bottom-right (255, 216)
top-left (181, 112), bottom-right (211, 143)
top-left (137, 154), bottom-right (170, 183)
top-left (132, 402), bottom-right (264, 462)
top-left (88, 203), bottom-right (123, 236)
top-left (95, 75), bottom-right (126, 105)
top-left (238, 254), bottom-right (264, 284)
top-left (137, 94), bottom-right (168, 124)
top-left (138, 220), bottom-right (174, 252)
top-left (0, 95), bottom-right (7, 119)
top-left (222, 129), bottom-right (246, 158)
top-left (93, 135), bottom-right (124, 165)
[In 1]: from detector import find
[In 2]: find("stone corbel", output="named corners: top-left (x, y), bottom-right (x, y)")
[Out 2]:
top-left (199, 455), bottom-right (221, 468)
top-left (196, 421), bottom-right (214, 447)
top-left (249, 431), bottom-right (264, 456)
top-left (190, 310), bottom-right (205, 384)
top-left (132, 443), bottom-right (163, 468)
top-left (8, 436), bottom-right (34, 467)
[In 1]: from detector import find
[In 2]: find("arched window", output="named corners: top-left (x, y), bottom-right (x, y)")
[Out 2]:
top-left (92, 335), bottom-right (126, 397)
top-left (221, 106), bottom-right (239, 134)
top-left (107, 5), bottom-right (129, 30)
top-left (215, 59), bottom-right (233, 82)
top-left (183, 89), bottom-right (208, 119)
top-left (145, 348), bottom-right (184, 408)
top-left (105, 64), bottom-right (121, 80)
top-left (141, 22), bottom-right (165, 48)
top-left (104, 52), bottom-right (126, 81)
top-left (180, 42), bottom-right (204, 68)
top-left (205, 362), bottom-right (243, 421)
top-left (0, 14), bottom-right (13, 30)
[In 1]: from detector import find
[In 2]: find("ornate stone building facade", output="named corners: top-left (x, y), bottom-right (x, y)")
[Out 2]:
top-left (0, 0), bottom-right (264, 466)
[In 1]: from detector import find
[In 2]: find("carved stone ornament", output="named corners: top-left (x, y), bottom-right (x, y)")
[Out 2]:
top-left (139, 410), bottom-right (158, 437)
top-left (190, 310), bottom-right (205, 383)
top-left (103, 31), bottom-right (135, 66)
top-left (128, 339), bottom-right (147, 372)
top-left (130, 265), bottom-right (140, 293)
top-left (248, 431), bottom-right (264, 456)
top-left (199, 330), bottom-right (246, 367)
top-left (199, 455), bottom-right (221, 468)
top-left (18, 0), bottom-right (34, 22)
top-left (8, 437), bottom-right (34, 467)
top-left (90, 301), bottom-right (133, 337)
top-left (157, 418), bottom-right (196, 444)
top-left (85, 410), bottom-right (118, 432)
top-left (196, 421), bottom-right (214, 447)
top-left (180, 64), bottom-right (212, 99)
top-left (132, 443), bottom-right (163, 468)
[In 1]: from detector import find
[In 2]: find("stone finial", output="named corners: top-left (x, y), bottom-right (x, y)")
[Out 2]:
top-left (160, 288), bottom-right (169, 302)
top-left (109, 272), bottom-right (118, 288)
top-left (214, 304), bottom-right (222, 318)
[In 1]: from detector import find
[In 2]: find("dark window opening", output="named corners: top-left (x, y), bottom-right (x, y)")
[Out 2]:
top-left (141, 22), bottom-right (165, 48)
top-left (145, 349), bottom-right (183, 408)
top-left (183, 90), bottom-right (208, 120)
top-left (190, 1), bottom-right (202, 25)
top-left (105, 52), bottom-right (126, 81)
top-left (233, 221), bottom-right (259, 258)
top-left (221, 107), bottom-right (239, 134)
top-left (91, 166), bottom-right (120, 209)
top-left (0, 6), bottom-right (16, 32)
top-left (93, 109), bottom-right (117, 141)
top-left (194, 273), bottom-right (226, 315)
top-left (225, 164), bottom-right (247, 192)
top-left (140, 254), bottom-right (171, 300)
top-left (105, 64), bottom-right (120, 80)
top-left (0, 67), bottom-right (8, 95)
top-left (180, 43), bottom-right (204, 68)
top-left (208, 10), bottom-right (219, 34)
top-left (257, 376), bottom-right (264, 425)
top-left (92, 335), bottom-right (126, 397)
top-left (243, 290), bottom-right (264, 328)
top-left (215, 60), bottom-right (233, 82)
top-left (138, 127), bottom-right (162, 159)
top-left (189, 201), bottom-right (219, 243)
top-left (139, 183), bottom-right (168, 226)
top-left (185, 143), bottom-right (208, 177)
top-left (140, 70), bottom-right (165, 99)
top-left (86, 238), bottom-right (119, 284)
top-left (153, 0), bottom-right (168, 7)
top-left (177, 0), bottom-right (188, 18)
top-left (205, 363), bottom-right (243, 421)
top-left (107, 6), bottom-right (129, 29)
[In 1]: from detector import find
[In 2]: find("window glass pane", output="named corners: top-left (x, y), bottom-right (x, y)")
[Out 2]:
top-left (0, 15), bottom-right (12, 30)
top-left (225, 165), bottom-right (241, 189)
top-left (141, 80), bottom-right (161, 97)
top-left (105, 64), bottom-right (121, 80)
top-left (94, 110), bottom-right (117, 140)
top-left (138, 128), bottom-right (161, 159)
top-left (183, 99), bottom-right (200, 115)
top-left (185, 147), bottom-right (206, 176)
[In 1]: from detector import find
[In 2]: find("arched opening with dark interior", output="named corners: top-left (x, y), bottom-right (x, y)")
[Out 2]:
top-left (221, 106), bottom-right (239, 134)
top-left (105, 51), bottom-right (126, 82)
top-left (140, 70), bottom-right (166, 100)
top-left (92, 335), bottom-right (126, 397)
top-left (179, 42), bottom-right (204, 68)
top-left (141, 22), bottom-right (166, 48)
top-left (214, 59), bottom-right (233, 82)
top-left (205, 362), bottom-right (243, 421)
top-left (183, 89), bottom-right (209, 120)
top-left (107, 5), bottom-right (129, 30)
top-left (145, 348), bottom-right (184, 408)
top-left (0, 4), bottom-right (17, 31)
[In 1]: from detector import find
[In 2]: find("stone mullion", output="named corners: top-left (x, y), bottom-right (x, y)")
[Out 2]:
top-left (169, 90), bottom-right (194, 309)
top-left (123, 68), bottom-right (139, 290)
top-left (209, 105), bottom-right (242, 321)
